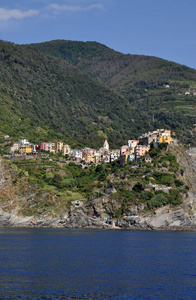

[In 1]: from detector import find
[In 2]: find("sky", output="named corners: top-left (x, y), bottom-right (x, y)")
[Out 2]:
top-left (0, 0), bottom-right (196, 69)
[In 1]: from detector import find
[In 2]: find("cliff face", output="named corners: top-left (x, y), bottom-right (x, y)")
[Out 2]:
top-left (0, 147), bottom-right (196, 230)
top-left (115, 146), bottom-right (196, 230)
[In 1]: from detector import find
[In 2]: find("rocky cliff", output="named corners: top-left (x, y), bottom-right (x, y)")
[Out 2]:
top-left (0, 147), bottom-right (196, 230)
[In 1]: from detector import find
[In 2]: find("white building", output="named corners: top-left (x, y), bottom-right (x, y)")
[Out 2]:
top-left (10, 143), bottom-right (20, 153)
top-left (103, 140), bottom-right (109, 151)
top-left (128, 140), bottom-right (137, 148)
top-left (110, 151), bottom-right (120, 162)
top-left (19, 139), bottom-right (30, 146)
top-left (70, 149), bottom-right (83, 160)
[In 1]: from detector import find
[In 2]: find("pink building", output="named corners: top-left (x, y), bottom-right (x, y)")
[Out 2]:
top-left (40, 142), bottom-right (49, 151)
top-left (120, 145), bottom-right (129, 155)
top-left (135, 145), bottom-right (150, 159)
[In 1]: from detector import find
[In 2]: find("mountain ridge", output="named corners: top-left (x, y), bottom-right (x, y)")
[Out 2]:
top-left (0, 39), bottom-right (196, 147)
top-left (0, 40), bottom-right (136, 148)
top-left (26, 39), bottom-right (196, 145)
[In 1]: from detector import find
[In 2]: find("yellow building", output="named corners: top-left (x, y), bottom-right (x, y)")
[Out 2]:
top-left (50, 142), bottom-right (56, 154)
top-left (56, 141), bottom-right (64, 152)
top-left (63, 144), bottom-right (71, 156)
top-left (164, 129), bottom-right (171, 136)
top-left (159, 134), bottom-right (173, 144)
top-left (120, 152), bottom-right (129, 166)
top-left (84, 152), bottom-right (94, 164)
top-left (129, 147), bottom-right (135, 154)
top-left (19, 146), bottom-right (32, 154)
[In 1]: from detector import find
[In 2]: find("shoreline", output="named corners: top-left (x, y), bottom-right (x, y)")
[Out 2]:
top-left (1, 221), bottom-right (196, 231)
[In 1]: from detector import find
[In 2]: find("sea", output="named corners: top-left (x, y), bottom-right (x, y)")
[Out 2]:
top-left (0, 228), bottom-right (196, 300)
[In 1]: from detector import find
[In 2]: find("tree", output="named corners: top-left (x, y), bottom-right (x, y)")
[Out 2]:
top-left (132, 182), bottom-right (144, 193)
top-left (147, 194), bottom-right (168, 209)
top-left (52, 174), bottom-right (62, 188)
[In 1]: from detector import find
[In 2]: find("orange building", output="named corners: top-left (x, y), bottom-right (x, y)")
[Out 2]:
top-left (19, 146), bottom-right (32, 154)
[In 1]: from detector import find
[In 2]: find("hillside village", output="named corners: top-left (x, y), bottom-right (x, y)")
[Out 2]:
top-left (1, 125), bottom-right (196, 230)
top-left (9, 129), bottom-right (173, 165)
top-left (0, 40), bottom-right (196, 230)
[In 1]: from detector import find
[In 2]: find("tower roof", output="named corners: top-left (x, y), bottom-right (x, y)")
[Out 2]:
top-left (103, 139), bottom-right (109, 150)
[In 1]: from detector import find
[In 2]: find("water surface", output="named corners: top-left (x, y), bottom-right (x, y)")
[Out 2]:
top-left (0, 228), bottom-right (196, 299)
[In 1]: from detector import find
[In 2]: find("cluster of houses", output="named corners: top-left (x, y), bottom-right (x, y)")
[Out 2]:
top-left (10, 129), bottom-right (173, 166)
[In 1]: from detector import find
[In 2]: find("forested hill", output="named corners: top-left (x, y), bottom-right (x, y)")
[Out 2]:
top-left (28, 40), bottom-right (196, 96)
top-left (28, 40), bottom-right (196, 145)
top-left (1, 40), bottom-right (196, 147)
top-left (0, 40), bottom-right (140, 148)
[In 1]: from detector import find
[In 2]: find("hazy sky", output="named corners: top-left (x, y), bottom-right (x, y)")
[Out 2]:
top-left (1, 0), bottom-right (196, 69)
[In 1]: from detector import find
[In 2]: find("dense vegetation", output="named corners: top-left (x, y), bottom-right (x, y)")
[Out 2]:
top-left (1, 143), bottom-right (186, 218)
top-left (0, 40), bottom-right (136, 149)
top-left (1, 39), bottom-right (196, 147)
top-left (29, 40), bottom-right (196, 145)
top-left (0, 40), bottom-right (194, 221)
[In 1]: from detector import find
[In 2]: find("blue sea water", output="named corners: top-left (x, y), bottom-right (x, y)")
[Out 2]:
top-left (0, 228), bottom-right (196, 300)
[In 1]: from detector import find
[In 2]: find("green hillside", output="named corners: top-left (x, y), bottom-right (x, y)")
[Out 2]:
top-left (1, 39), bottom-right (196, 147)
top-left (0, 40), bottom-right (142, 148)
top-left (29, 40), bottom-right (196, 145)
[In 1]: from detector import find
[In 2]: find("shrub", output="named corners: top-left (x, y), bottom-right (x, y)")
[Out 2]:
top-left (132, 182), bottom-right (144, 193)
top-left (174, 179), bottom-right (184, 187)
top-left (68, 162), bottom-right (76, 167)
top-left (170, 198), bottom-right (182, 206)
top-left (98, 171), bottom-right (107, 181)
top-left (52, 174), bottom-right (62, 188)
top-left (158, 142), bottom-right (168, 150)
top-left (95, 164), bottom-right (104, 173)
top-left (162, 162), bottom-right (168, 168)
top-left (147, 194), bottom-right (168, 209)
top-left (62, 177), bottom-right (75, 188)
top-left (152, 171), bottom-right (174, 186)
top-left (139, 191), bottom-right (154, 202)
top-left (180, 169), bottom-right (184, 176)
top-left (168, 189), bottom-right (182, 206)
top-left (116, 208), bottom-right (123, 219)
top-left (149, 148), bottom-right (161, 158)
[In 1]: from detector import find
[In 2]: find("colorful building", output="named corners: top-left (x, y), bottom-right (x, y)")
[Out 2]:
top-left (84, 152), bottom-right (94, 164)
top-left (71, 149), bottom-right (83, 162)
top-left (159, 133), bottom-right (173, 144)
top-left (41, 142), bottom-right (49, 151)
top-left (120, 152), bottom-right (135, 166)
top-left (10, 143), bottom-right (19, 153)
top-left (102, 154), bottom-right (110, 163)
top-left (49, 142), bottom-right (56, 154)
top-left (63, 144), bottom-right (71, 156)
top-left (135, 145), bottom-right (150, 159)
top-left (128, 140), bottom-right (138, 148)
top-left (110, 150), bottom-right (120, 162)
top-left (19, 146), bottom-right (32, 154)
top-left (120, 145), bottom-right (129, 155)
top-left (56, 142), bottom-right (64, 152)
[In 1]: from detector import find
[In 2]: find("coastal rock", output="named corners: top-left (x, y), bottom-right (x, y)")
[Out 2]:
top-left (0, 147), bottom-right (196, 230)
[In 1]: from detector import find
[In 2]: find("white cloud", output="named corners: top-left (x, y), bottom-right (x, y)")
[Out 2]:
top-left (0, 8), bottom-right (39, 21)
top-left (47, 3), bottom-right (104, 12)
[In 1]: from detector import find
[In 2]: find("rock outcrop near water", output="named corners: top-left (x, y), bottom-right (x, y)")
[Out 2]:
top-left (0, 147), bottom-right (196, 230)
top-left (115, 146), bottom-right (196, 230)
